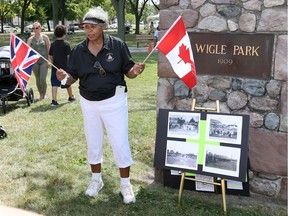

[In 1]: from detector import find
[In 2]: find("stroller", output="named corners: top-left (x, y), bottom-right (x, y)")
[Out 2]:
top-left (0, 46), bottom-right (34, 113)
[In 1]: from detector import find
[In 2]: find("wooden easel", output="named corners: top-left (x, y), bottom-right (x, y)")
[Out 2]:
top-left (178, 99), bottom-right (227, 214)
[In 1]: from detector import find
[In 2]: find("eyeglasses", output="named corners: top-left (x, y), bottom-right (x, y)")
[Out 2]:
top-left (32, 27), bottom-right (39, 30)
top-left (94, 61), bottom-right (106, 76)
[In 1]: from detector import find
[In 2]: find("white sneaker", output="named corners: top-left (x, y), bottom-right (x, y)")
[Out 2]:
top-left (85, 179), bottom-right (104, 197)
top-left (120, 184), bottom-right (136, 204)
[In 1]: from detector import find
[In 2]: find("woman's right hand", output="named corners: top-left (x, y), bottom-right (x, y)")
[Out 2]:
top-left (56, 69), bottom-right (67, 81)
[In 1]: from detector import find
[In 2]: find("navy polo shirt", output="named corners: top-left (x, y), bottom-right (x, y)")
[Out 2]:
top-left (67, 34), bottom-right (135, 101)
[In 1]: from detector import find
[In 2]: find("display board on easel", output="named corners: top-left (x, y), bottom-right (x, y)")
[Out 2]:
top-left (154, 109), bottom-right (250, 182)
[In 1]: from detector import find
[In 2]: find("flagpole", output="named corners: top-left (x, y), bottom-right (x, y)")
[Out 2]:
top-left (11, 33), bottom-right (59, 71)
top-left (143, 43), bottom-right (159, 63)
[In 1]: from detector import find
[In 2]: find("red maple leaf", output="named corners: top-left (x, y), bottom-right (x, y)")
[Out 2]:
top-left (178, 43), bottom-right (193, 64)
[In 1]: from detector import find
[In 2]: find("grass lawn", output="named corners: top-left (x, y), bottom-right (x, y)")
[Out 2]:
top-left (0, 32), bottom-right (287, 216)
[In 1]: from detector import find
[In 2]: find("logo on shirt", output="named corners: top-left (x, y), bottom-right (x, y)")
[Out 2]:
top-left (106, 53), bottom-right (114, 62)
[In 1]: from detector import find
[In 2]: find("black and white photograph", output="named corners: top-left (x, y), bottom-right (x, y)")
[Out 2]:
top-left (206, 114), bottom-right (243, 144)
top-left (165, 140), bottom-right (198, 170)
top-left (203, 144), bottom-right (241, 177)
top-left (167, 112), bottom-right (200, 139)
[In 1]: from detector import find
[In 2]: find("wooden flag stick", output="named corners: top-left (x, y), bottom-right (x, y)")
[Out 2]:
top-left (143, 43), bottom-right (159, 63)
top-left (12, 33), bottom-right (59, 71)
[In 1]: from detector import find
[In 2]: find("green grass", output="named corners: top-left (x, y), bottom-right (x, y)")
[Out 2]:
top-left (0, 33), bottom-right (287, 216)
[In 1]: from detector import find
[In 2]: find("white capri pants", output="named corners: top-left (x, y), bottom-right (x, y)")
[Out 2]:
top-left (80, 93), bottom-right (133, 168)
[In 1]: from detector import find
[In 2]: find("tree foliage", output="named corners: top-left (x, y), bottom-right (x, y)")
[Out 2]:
top-left (29, 0), bottom-right (48, 25)
top-left (0, 0), bottom-right (16, 32)
top-left (0, 0), bottom-right (160, 37)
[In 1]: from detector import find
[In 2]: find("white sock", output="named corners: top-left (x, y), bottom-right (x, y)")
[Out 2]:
top-left (91, 172), bottom-right (101, 181)
top-left (120, 177), bottom-right (130, 186)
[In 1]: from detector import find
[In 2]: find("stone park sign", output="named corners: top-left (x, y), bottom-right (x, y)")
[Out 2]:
top-left (189, 33), bottom-right (274, 80)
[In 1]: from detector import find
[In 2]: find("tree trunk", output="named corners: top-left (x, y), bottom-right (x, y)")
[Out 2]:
top-left (20, 9), bottom-right (25, 34)
top-left (60, 0), bottom-right (65, 25)
top-left (111, 0), bottom-right (126, 41)
top-left (127, 0), bottom-right (149, 35)
top-left (1, 15), bottom-right (4, 33)
top-left (51, 0), bottom-right (58, 28)
top-left (20, 0), bottom-right (33, 34)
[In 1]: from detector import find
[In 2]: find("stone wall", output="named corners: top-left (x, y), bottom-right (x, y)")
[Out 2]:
top-left (156, 0), bottom-right (287, 200)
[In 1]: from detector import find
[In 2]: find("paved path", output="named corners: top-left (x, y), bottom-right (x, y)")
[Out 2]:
top-left (129, 46), bottom-right (158, 53)
top-left (129, 46), bottom-right (148, 53)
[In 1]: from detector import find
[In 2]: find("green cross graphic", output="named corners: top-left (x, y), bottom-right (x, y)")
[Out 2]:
top-left (186, 120), bottom-right (220, 165)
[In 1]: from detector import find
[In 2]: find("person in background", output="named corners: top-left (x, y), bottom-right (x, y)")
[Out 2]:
top-left (48, 24), bottom-right (75, 106)
top-left (149, 21), bottom-right (154, 34)
top-left (27, 22), bottom-right (50, 100)
top-left (153, 25), bottom-right (159, 47)
top-left (56, 6), bottom-right (145, 204)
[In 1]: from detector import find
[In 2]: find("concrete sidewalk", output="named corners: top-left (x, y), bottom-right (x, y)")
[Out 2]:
top-left (129, 46), bottom-right (158, 53)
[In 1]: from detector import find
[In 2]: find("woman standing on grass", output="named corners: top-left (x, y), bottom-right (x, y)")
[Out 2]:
top-left (56, 6), bottom-right (145, 204)
top-left (27, 21), bottom-right (50, 100)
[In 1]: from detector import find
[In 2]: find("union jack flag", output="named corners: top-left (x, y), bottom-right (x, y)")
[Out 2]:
top-left (10, 33), bottom-right (41, 95)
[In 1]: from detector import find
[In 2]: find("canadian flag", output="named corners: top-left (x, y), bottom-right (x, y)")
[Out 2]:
top-left (157, 16), bottom-right (197, 89)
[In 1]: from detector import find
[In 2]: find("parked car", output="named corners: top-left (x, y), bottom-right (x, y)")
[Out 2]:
top-left (67, 24), bottom-right (75, 34)
top-left (109, 23), bottom-right (118, 29)
top-left (73, 23), bottom-right (84, 30)
top-left (3, 26), bottom-right (17, 33)
top-left (24, 24), bottom-right (32, 32)
top-left (109, 23), bottom-right (131, 33)
top-left (125, 23), bottom-right (132, 34)
top-left (24, 24), bottom-right (46, 32)
top-left (41, 25), bottom-right (47, 31)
